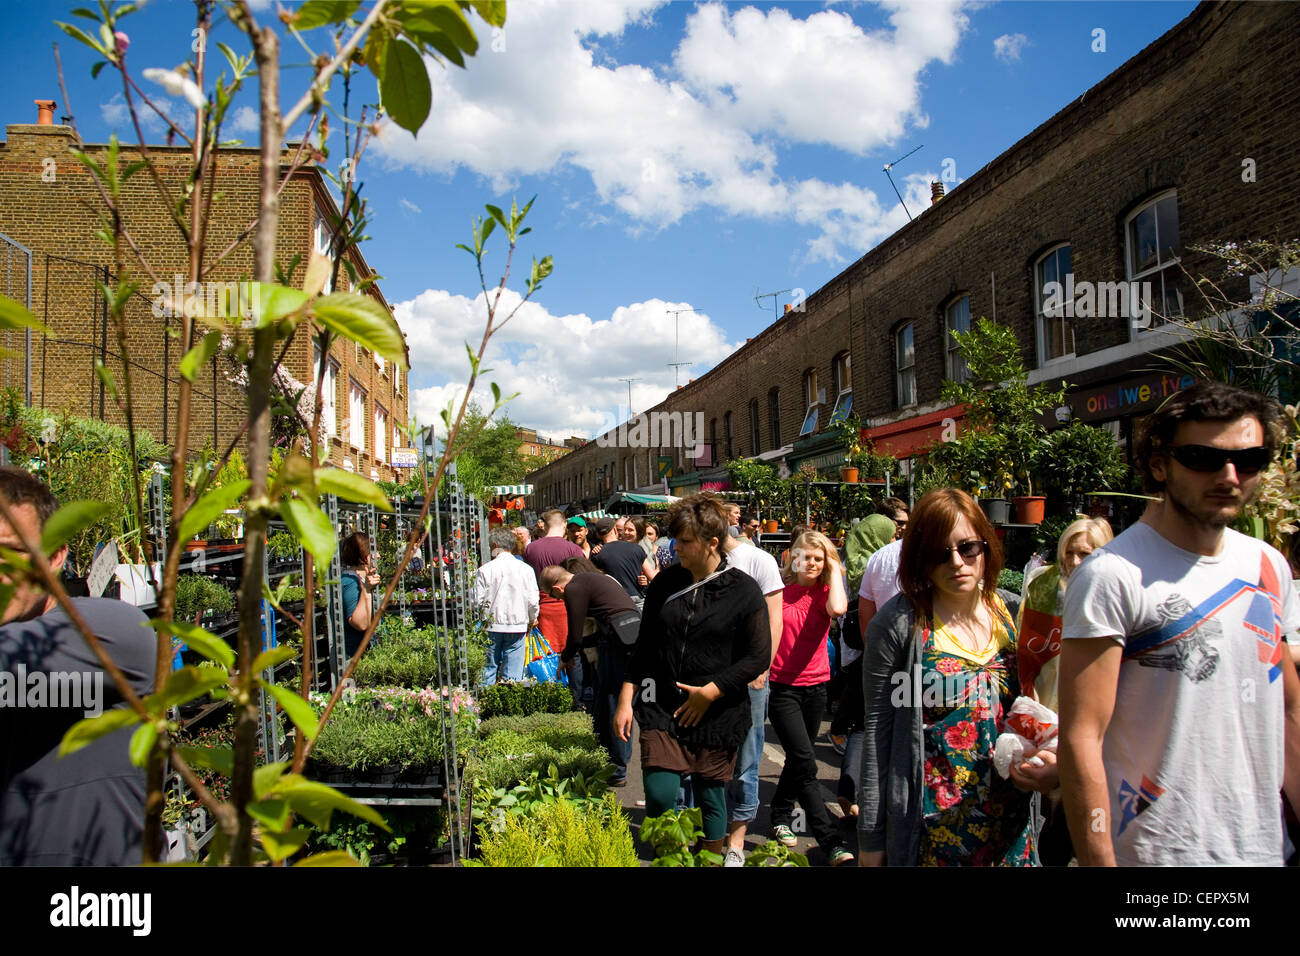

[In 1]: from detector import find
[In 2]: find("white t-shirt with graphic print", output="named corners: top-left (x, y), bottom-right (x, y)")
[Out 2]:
top-left (1063, 522), bottom-right (1297, 865)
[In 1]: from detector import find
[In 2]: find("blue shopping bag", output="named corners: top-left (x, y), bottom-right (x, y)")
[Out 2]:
top-left (524, 626), bottom-right (568, 686)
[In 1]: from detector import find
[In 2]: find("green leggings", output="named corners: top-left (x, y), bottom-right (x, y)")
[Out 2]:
top-left (643, 770), bottom-right (728, 841)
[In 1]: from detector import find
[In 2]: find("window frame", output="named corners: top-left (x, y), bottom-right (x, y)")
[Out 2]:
top-left (895, 322), bottom-right (916, 409)
top-left (348, 377), bottom-right (367, 452)
top-left (944, 296), bottom-right (973, 382)
top-left (1034, 243), bottom-right (1077, 365)
top-left (375, 403), bottom-right (388, 466)
top-left (799, 369), bottom-right (820, 437)
top-left (829, 352), bottom-right (853, 425)
top-left (313, 344), bottom-right (339, 438)
top-left (768, 388), bottom-right (781, 449)
top-left (1125, 190), bottom-right (1183, 332)
top-left (749, 399), bottom-right (761, 454)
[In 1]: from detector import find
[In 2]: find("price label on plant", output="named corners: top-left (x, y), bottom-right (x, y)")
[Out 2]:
top-left (87, 540), bottom-right (119, 598)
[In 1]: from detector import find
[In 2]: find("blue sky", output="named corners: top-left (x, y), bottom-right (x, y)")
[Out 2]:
top-left (1, 0), bottom-right (1197, 440)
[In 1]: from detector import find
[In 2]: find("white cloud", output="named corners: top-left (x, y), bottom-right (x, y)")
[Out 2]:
top-left (228, 105), bottom-right (258, 134)
top-left (393, 286), bottom-right (741, 439)
top-left (993, 32), bottom-right (1029, 63)
top-left (100, 92), bottom-right (178, 133)
top-left (375, 0), bottom-right (972, 263)
top-left (399, 197), bottom-right (423, 214)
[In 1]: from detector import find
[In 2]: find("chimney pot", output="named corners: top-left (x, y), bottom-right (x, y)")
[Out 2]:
top-left (784, 303), bottom-right (792, 313)
top-left (931, 181), bottom-right (945, 204)
top-left (34, 99), bottom-right (57, 125)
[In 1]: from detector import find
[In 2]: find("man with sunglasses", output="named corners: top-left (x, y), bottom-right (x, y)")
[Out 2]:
top-left (1059, 381), bottom-right (1300, 866)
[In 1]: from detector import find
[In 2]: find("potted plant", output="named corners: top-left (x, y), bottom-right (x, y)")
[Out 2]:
top-left (1040, 420), bottom-right (1129, 517)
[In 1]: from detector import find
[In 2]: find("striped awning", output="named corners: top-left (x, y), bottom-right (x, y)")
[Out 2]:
top-left (575, 509), bottom-right (610, 520)
top-left (488, 484), bottom-right (534, 495)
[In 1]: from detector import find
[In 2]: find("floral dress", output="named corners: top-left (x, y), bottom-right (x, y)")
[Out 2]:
top-left (918, 600), bottom-right (1036, 866)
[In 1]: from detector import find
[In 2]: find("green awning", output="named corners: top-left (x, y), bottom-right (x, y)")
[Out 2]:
top-left (488, 484), bottom-right (534, 495)
top-left (606, 492), bottom-right (680, 507)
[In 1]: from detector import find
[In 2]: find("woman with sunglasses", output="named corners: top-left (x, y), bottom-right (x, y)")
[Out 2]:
top-left (859, 489), bottom-right (1052, 866)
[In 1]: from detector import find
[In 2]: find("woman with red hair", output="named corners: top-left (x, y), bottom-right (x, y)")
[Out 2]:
top-left (858, 489), bottom-right (1054, 866)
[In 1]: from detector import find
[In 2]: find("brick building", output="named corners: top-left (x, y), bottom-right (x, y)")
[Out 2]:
top-left (527, 1), bottom-right (1299, 514)
top-left (0, 110), bottom-right (410, 480)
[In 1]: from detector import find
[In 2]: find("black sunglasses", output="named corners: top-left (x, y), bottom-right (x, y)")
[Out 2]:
top-left (1167, 444), bottom-right (1271, 475)
top-left (931, 539), bottom-right (987, 565)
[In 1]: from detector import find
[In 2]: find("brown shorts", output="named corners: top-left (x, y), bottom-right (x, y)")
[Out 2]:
top-left (639, 729), bottom-right (738, 785)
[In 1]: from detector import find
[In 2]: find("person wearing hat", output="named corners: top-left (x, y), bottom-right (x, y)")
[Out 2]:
top-left (565, 515), bottom-right (591, 558)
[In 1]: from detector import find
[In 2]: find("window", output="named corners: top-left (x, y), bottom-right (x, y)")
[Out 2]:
top-left (895, 323), bottom-right (916, 408)
top-left (1034, 245), bottom-right (1075, 364)
top-left (724, 411), bottom-right (734, 459)
top-left (709, 418), bottom-right (717, 464)
top-left (313, 344), bottom-right (339, 437)
top-left (348, 379), bottom-right (366, 451)
top-left (944, 297), bottom-right (973, 382)
top-left (749, 400), bottom-right (761, 454)
top-left (768, 388), bottom-right (781, 448)
top-left (829, 352), bottom-right (853, 424)
top-left (375, 404), bottom-right (387, 465)
top-left (1126, 191), bottom-right (1182, 327)
top-left (312, 208), bottom-right (335, 294)
top-left (800, 369), bottom-right (820, 437)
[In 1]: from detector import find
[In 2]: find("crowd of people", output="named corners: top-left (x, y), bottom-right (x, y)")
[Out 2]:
top-left (486, 380), bottom-right (1300, 867)
top-left (2, 381), bottom-right (1298, 868)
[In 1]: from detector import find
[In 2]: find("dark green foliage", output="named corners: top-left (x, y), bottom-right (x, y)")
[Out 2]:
top-left (354, 622), bottom-right (484, 688)
top-left (173, 574), bottom-right (235, 623)
top-left (477, 679), bottom-right (573, 718)
top-left (996, 569), bottom-right (1024, 594)
top-left (640, 808), bottom-right (722, 867)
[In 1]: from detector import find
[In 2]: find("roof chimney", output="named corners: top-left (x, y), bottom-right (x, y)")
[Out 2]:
top-left (35, 99), bottom-right (57, 125)
top-left (931, 181), bottom-right (945, 204)
top-left (783, 303), bottom-right (792, 313)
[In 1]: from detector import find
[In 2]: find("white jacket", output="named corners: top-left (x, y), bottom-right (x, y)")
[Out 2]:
top-left (473, 552), bottom-right (540, 633)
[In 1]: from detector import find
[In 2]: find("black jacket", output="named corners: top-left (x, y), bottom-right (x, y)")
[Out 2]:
top-left (626, 557), bottom-right (770, 749)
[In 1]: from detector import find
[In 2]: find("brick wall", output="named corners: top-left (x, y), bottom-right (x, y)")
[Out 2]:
top-left (527, 1), bottom-right (1300, 511)
top-left (0, 122), bottom-right (408, 478)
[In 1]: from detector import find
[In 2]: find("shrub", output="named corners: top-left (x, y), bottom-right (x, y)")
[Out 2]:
top-left (478, 679), bottom-right (574, 719)
top-left (474, 794), bottom-right (637, 867)
top-left (174, 574), bottom-right (235, 624)
top-left (477, 711), bottom-right (597, 751)
top-left (996, 569), bottom-right (1024, 594)
top-left (468, 746), bottom-right (609, 792)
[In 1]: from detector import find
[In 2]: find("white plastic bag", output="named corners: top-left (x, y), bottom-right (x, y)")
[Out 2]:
top-left (993, 696), bottom-right (1058, 779)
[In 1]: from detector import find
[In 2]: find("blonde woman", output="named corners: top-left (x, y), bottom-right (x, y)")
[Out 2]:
top-left (768, 529), bottom-right (854, 865)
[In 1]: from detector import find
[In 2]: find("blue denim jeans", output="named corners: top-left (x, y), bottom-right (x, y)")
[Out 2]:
top-left (725, 680), bottom-right (770, 825)
top-left (482, 630), bottom-right (526, 685)
top-left (596, 637), bottom-right (633, 780)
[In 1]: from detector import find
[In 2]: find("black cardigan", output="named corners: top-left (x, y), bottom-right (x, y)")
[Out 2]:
top-left (625, 558), bottom-right (770, 749)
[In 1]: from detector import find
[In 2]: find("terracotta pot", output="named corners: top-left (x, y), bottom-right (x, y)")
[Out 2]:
top-left (763, 519), bottom-right (779, 533)
top-left (1013, 495), bottom-right (1046, 525)
top-left (184, 539), bottom-right (207, 552)
top-left (839, 466), bottom-right (859, 483)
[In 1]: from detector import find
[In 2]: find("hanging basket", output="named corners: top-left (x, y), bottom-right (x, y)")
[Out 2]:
top-left (1012, 496), bottom-right (1046, 525)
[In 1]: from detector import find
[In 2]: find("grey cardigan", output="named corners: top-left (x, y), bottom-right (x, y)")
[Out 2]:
top-left (856, 590), bottom-right (1039, 865)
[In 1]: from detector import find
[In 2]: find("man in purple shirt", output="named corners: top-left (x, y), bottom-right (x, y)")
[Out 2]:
top-left (524, 509), bottom-right (584, 655)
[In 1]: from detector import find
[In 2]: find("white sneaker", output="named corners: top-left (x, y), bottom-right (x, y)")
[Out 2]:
top-left (723, 848), bottom-right (745, 868)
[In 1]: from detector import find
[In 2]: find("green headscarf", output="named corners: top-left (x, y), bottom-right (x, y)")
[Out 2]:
top-left (846, 514), bottom-right (898, 593)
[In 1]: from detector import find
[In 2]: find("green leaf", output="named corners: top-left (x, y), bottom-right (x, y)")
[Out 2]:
top-left (278, 778), bottom-right (389, 831)
top-left (59, 707), bottom-right (139, 757)
top-left (246, 798), bottom-right (291, 832)
top-left (129, 722), bottom-right (158, 767)
top-left (485, 203), bottom-right (506, 230)
top-left (312, 292), bottom-right (407, 368)
top-left (178, 479), bottom-right (250, 543)
top-left (315, 468), bottom-right (394, 511)
top-left (56, 21), bottom-right (107, 57)
top-left (174, 745), bottom-right (233, 777)
top-left (180, 330), bottom-right (222, 382)
top-left (294, 0), bottom-right (361, 30)
top-left (40, 500), bottom-right (113, 556)
top-left (145, 665), bottom-right (230, 715)
top-left (280, 498), bottom-right (337, 567)
top-left (379, 37), bottom-right (432, 136)
top-left (90, 60), bottom-right (107, 79)
top-left (294, 851), bottom-right (363, 867)
top-left (422, 3), bottom-right (478, 56)
top-left (261, 826), bottom-right (311, 863)
top-left (151, 620), bottom-right (235, 670)
top-left (262, 680), bottom-right (320, 740)
top-left (247, 282), bottom-right (309, 328)
top-left (468, 0), bottom-right (507, 28)
top-left (251, 646), bottom-right (297, 673)
top-left (253, 761), bottom-right (291, 799)
top-left (93, 359), bottom-right (121, 408)
top-left (0, 294), bottom-right (46, 333)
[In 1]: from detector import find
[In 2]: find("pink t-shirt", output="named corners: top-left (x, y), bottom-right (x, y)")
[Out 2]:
top-left (771, 582), bottom-right (832, 686)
